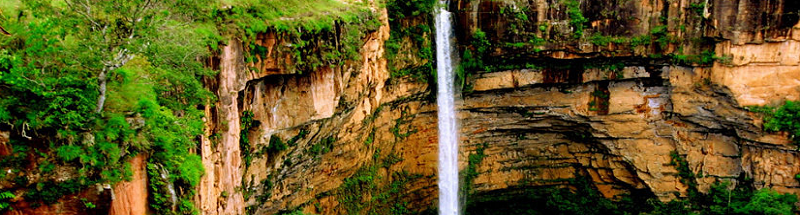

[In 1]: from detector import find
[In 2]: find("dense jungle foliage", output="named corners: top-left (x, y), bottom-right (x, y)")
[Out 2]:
top-left (0, 0), bottom-right (380, 213)
top-left (0, 0), bottom-right (799, 214)
top-left (0, 0), bottom-right (218, 213)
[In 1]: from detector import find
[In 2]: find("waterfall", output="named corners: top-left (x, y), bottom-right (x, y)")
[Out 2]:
top-left (156, 164), bottom-right (178, 211)
top-left (434, 1), bottom-right (459, 215)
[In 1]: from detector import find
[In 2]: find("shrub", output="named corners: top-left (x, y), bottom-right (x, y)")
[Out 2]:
top-left (177, 155), bottom-right (204, 187)
top-left (56, 145), bottom-right (83, 162)
top-left (756, 101), bottom-right (800, 143)
top-left (734, 189), bottom-right (797, 215)
top-left (268, 135), bottom-right (288, 153)
top-left (24, 180), bottom-right (84, 205)
top-left (565, 0), bottom-right (587, 38)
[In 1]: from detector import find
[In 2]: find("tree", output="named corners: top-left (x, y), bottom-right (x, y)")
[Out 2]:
top-left (52, 0), bottom-right (214, 113)
top-left (0, 0), bottom-right (218, 213)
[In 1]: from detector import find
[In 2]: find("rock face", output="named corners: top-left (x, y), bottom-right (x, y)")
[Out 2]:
top-left (462, 65), bottom-right (796, 200)
top-left (196, 5), bottom-right (396, 214)
top-left (198, 40), bottom-right (247, 215)
top-left (200, 0), bottom-right (800, 214)
top-left (2, 185), bottom-right (111, 215)
top-left (7, 0), bottom-right (798, 215)
top-left (108, 155), bottom-right (148, 215)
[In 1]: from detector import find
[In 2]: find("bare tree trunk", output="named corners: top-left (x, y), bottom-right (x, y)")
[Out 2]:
top-left (95, 69), bottom-right (107, 113)
top-left (96, 51), bottom-right (133, 113)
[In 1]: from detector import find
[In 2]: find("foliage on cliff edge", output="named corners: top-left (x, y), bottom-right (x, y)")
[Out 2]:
top-left (0, 0), bottom-right (216, 213)
top-left (214, 0), bottom-right (381, 74)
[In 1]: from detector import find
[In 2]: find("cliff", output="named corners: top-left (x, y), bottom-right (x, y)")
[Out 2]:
top-left (2, 0), bottom-right (800, 214)
top-left (203, 0), bottom-right (800, 214)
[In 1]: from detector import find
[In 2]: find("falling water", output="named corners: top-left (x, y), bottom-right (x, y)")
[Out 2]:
top-left (434, 1), bottom-right (459, 215)
top-left (156, 164), bottom-right (178, 211)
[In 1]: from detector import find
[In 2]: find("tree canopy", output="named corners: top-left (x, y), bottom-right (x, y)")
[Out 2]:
top-left (0, 0), bottom-right (219, 213)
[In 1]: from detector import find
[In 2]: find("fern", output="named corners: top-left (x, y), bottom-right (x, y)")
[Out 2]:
top-left (0, 191), bottom-right (15, 211)
top-left (0, 191), bottom-right (15, 199)
top-left (56, 145), bottom-right (83, 162)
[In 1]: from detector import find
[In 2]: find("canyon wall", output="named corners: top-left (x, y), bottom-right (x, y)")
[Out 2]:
top-left (205, 0), bottom-right (800, 214)
top-left (3, 0), bottom-right (790, 214)
top-left (453, 0), bottom-right (800, 202)
top-left (5, 0), bottom-right (800, 213)
top-left (0, 0), bottom-right (781, 214)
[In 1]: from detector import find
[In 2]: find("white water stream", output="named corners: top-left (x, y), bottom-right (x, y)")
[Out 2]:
top-left (434, 1), bottom-right (459, 215)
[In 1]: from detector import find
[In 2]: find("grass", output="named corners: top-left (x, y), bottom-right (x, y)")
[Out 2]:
top-left (0, 0), bottom-right (22, 20)
top-left (228, 0), bottom-right (371, 35)
top-left (218, 0), bottom-right (380, 73)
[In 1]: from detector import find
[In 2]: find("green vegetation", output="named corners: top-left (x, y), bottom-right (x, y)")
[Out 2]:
top-left (0, 0), bottom-right (791, 214)
top-left (257, 128), bottom-right (310, 157)
top-left (469, 150), bottom-right (797, 214)
top-left (333, 163), bottom-right (423, 215)
top-left (736, 189), bottom-right (797, 214)
top-left (363, 129), bottom-right (376, 146)
top-left (461, 28), bottom-right (490, 72)
top-left (462, 142), bottom-right (488, 197)
top-left (505, 7), bottom-right (531, 36)
top-left (467, 176), bottom-right (797, 215)
top-left (218, 0), bottom-right (381, 74)
top-left (565, 0), bottom-right (587, 38)
top-left (287, 129), bottom-right (310, 147)
top-left (589, 89), bottom-right (610, 112)
top-left (321, 120), bottom-right (426, 215)
top-left (227, 0), bottom-right (366, 32)
top-left (670, 151), bottom-right (700, 198)
top-left (308, 136), bottom-right (335, 156)
top-left (246, 128), bottom-right (311, 214)
top-left (450, 0), bottom-right (719, 78)
top-left (390, 107), bottom-right (417, 140)
top-left (268, 135), bottom-right (288, 153)
top-left (590, 28), bottom-right (715, 66)
top-left (385, 24), bottom-right (434, 82)
top-left (141, 97), bottom-right (206, 214)
top-left (0, 0), bottom-right (214, 213)
top-left (0, 191), bottom-right (14, 211)
top-left (589, 33), bottom-right (628, 47)
top-left (248, 174), bottom-right (276, 213)
top-left (80, 198), bottom-right (96, 209)
top-left (675, 180), bottom-right (797, 215)
top-left (384, 0), bottom-right (437, 82)
top-left (689, 3), bottom-right (706, 16)
top-left (750, 101), bottom-right (800, 144)
top-left (336, 164), bottom-right (379, 213)
top-left (657, 151), bottom-right (797, 215)
top-left (241, 110), bottom-right (256, 169)
top-left (467, 177), bottom-right (648, 215)
top-left (278, 210), bottom-right (317, 215)
top-left (457, 33), bottom-right (478, 91)
top-left (650, 25), bottom-right (673, 49)
top-left (671, 50), bottom-right (718, 65)
top-left (24, 179), bottom-right (85, 208)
